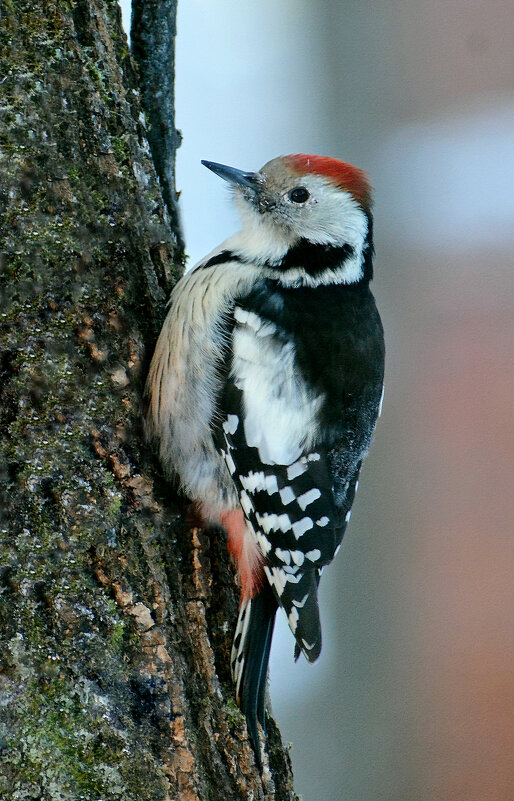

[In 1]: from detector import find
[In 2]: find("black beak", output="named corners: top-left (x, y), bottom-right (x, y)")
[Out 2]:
top-left (201, 160), bottom-right (261, 191)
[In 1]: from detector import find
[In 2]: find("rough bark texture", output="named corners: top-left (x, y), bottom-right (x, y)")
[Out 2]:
top-left (0, 1), bottom-right (296, 799)
top-left (131, 0), bottom-right (183, 246)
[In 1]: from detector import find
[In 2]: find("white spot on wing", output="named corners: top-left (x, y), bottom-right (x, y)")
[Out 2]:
top-left (279, 486), bottom-right (296, 505)
top-left (257, 531), bottom-right (272, 555)
top-left (288, 607), bottom-right (299, 632)
top-left (292, 594), bottom-right (309, 608)
top-left (240, 471), bottom-right (279, 495)
top-left (256, 511), bottom-right (292, 534)
top-left (291, 550), bottom-right (305, 566)
top-left (297, 488), bottom-right (321, 510)
top-left (305, 549), bottom-right (321, 562)
top-left (247, 519), bottom-right (273, 555)
top-left (287, 461), bottom-right (307, 480)
top-left (292, 517), bottom-right (314, 539)
top-left (345, 510), bottom-right (352, 522)
top-left (265, 474), bottom-right (279, 495)
top-left (264, 565), bottom-right (287, 596)
top-left (240, 471), bottom-right (266, 493)
top-left (316, 516), bottom-right (329, 527)
top-left (222, 414), bottom-right (239, 435)
top-left (275, 548), bottom-right (291, 565)
top-left (256, 512), bottom-right (276, 534)
top-left (239, 489), bottom-right (253, 517)
top-left (225, 451), bottom-right (236, 475)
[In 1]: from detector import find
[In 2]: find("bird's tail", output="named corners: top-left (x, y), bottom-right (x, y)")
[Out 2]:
top-left (231, 584), bottom-right (278, 769)
top-left (265, 565), bottom-right (322, 664)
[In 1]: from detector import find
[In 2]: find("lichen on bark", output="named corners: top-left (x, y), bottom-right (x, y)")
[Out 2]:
top-left (0, 2), bottom-right (296, 799)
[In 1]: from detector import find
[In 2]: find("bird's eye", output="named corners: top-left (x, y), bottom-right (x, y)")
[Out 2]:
top-left (288, 186), bottom-right (310, 203)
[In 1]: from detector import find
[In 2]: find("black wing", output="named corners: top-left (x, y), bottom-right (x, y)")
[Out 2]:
top-left (216, 375), bottom-right (359, 662)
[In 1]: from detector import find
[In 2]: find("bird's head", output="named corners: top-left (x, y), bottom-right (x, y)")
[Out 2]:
top-left (202, 154), bottom-right (373, 285)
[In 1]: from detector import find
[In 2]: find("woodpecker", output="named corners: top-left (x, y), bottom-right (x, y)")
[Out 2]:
top-left (146, 154), bottom-right (385, 767)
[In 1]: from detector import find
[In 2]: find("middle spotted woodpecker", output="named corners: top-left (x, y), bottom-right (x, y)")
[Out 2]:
top-left (147, 154), bottom-right (385, 767)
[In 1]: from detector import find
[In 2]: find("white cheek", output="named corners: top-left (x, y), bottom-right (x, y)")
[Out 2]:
top-left (228, 196), bottom-right (295, 264)
top-left (300, 194), bottom-right (368, 248)
top-left (282, 186), bottom-right (369, 285)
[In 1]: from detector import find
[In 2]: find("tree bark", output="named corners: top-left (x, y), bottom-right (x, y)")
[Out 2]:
top-left (131, 0), bottom-right (183, 247)
top-left (0, 2), bottom-right (296, 799)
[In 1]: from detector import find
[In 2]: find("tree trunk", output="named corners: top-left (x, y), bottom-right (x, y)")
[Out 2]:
top-left (0, 2), bottom-right (296, 798)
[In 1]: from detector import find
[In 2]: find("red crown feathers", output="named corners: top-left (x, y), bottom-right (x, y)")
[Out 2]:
top-left (286, 154), bottom-right (372, 209)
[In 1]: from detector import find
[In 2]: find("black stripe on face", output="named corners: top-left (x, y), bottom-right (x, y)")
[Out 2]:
top-left (265, 211), bottom-right (374, 280)
top-left (266, 240), bottom-right (355, 275)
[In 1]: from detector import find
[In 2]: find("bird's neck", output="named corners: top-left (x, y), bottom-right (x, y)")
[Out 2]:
top-left (226, 219), bottom-right (373, 289)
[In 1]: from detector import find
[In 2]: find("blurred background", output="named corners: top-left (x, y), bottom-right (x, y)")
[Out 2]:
top-left (121, 2), bottom-right (514, 799)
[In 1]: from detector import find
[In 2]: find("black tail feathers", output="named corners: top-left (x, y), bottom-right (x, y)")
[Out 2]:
top-left (277, 568), bottom-right (322, 664)
top-left (230, 569), bottom-right (322, 769)
top-left (231, 584), bottom-right (277, 770)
